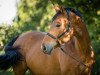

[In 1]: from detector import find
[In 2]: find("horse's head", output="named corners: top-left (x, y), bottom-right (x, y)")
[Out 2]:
top-left (41, 6), bottom-right (82, 54)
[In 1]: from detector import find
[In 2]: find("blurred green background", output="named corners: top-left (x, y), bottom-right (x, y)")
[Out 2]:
top-left (0, 0), bottom-right (100, 75)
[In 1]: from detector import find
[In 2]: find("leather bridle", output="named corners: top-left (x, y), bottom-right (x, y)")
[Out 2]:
top-left (47, 9), bottom-right (70, 41)
top-left (46, 9), bottom-right (90, 69)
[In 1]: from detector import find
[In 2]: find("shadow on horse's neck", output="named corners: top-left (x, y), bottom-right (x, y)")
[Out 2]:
top-left (62, 18), bottom-right (91, 60)
top-left (73, 23), bottom-right (91, 58)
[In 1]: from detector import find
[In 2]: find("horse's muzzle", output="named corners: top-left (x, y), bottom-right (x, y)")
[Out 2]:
top-left (41, 43), bottom-right (54, 54)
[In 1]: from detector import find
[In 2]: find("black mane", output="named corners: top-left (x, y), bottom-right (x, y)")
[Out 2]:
top-left (52, 7), bottom-right (82, 21)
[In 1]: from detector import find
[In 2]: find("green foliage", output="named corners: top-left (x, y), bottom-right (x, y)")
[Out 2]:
top-left (13, 0), bottom-right (55, 32)
top-left (0, 24), bottom-right (19, 47)
top-left (0, 0), bottom-right (100, 75)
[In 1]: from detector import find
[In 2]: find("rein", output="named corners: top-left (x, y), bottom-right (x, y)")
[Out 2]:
top-left (46, 10), bottom-right (90, 69)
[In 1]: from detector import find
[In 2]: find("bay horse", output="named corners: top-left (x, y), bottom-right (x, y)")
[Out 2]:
top-left (0, 6), bottom-right (94, 75)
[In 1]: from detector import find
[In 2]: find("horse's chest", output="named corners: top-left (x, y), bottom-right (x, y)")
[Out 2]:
top-left (26, 50), bottom-right (61, 75)
top-left (26, 47), bottom-right (82, 75)
top-left (58, 52), bottom-right (83, 75)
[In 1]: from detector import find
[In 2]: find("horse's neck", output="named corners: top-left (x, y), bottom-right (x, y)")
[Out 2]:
top-left (73, 28), bottom-right (91, 60)
top-left (73, 31), bottom-right (94, 67)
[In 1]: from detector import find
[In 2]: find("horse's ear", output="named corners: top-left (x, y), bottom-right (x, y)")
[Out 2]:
top-left (54, 6), bottom-right (61, 12)
top-left (54, 6), bottom-right (66, 14)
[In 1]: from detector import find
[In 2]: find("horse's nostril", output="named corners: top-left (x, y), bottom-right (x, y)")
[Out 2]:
top-left (42, 44), bottom-right (46, 51)
top-left (43, 49), bottom-right (47, 53)
top-left (41, 43), bottom-right (53, 54)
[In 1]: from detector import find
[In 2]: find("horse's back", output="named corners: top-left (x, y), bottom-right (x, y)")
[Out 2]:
top-left (13, 31), bottom-right (45, 47)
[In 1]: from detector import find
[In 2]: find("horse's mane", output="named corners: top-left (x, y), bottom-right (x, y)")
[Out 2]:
top-left (52, 7), bottom-right (82, 21)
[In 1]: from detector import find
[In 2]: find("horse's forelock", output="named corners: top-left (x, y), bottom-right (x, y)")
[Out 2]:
top-left (52, 11), bottom-right (61, 21)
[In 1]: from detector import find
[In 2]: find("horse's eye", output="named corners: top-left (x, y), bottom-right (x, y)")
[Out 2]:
top-left (56, 24), bottom-right (61, 27)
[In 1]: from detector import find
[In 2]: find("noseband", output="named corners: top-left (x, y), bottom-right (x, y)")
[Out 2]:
top-left (46, 10), bottom-right (90, 69)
